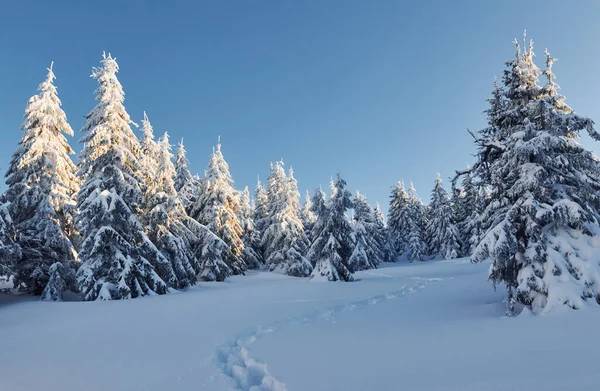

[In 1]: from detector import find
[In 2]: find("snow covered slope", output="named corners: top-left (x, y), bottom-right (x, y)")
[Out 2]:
top-left (1, 259), bottom-right (599, 391)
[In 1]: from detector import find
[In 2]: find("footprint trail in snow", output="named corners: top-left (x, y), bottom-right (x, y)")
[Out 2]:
top-left (214, 277), bottom-right (444, 391)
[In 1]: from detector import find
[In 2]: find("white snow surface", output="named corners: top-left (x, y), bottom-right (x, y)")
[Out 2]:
top-left (1, 259), bottom-right (600, 391)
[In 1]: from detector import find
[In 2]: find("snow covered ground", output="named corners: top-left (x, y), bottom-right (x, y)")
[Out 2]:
top-left (1, 259), bottom-right (599, 391)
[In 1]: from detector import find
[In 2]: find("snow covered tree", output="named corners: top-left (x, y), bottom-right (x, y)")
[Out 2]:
top-left (467, 34), bottom-right (600, 314)
top-left (388, 181), bottom-right (410, 258)
top-left (374, 202), bottom-right (395, 262)
top-left (262, 163), bottom-right (312, 276)
top-left (350, 192), bottom-right (381, 270)
top-left (190, 139), bottom-right (246, 275)
top-left (299, 190), bottom-right (317, 241)
top-left (455, 170), bottom-right (481, 256)
top-left (139, 111), bottom-right (160, 179)
top-left (406, 183), bottom-right (427, 262)
top-left (0, 203), bottom-right (21, 278)
top-left (309, 173), bottom-right (354, 282)
top-left (425, 174), bottom-right (461, 260)
top-left (76, 53), bottom-right (168, 300)
top-left (3, 63), bottom-right (79, 295)
top-left (41, 261), bottom-right (76, 301)
top-left (240, 186), bottom-right (263, 270)
top-left (253, 178), bottom-right (269, 237)
top-left (174, 139), bottom-right (198, 212)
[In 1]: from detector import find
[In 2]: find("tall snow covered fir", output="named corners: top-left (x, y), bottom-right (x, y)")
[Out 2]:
top-left (75, 53), bottom-right (168, 300)
top-left (465, 33), bottom-right (600, 314)
top-left (240, 186), bottom-right (263, 270)
top-left (2, 63), bottom-right (79, 296)
top-left (190, 139), bottom-right (246, 275)
top-left (350, 192), bottom-right (382, 270)
top-left (309, 174), bottom-right (355, 282)
top-left (388, 181), bottom-right (410, 258)
top-left (261, 162), bottom-right (312, 276)
top-left (425, 174), bottom-right (461, 260)
top-left (174, 139), bottom-right (199, 213)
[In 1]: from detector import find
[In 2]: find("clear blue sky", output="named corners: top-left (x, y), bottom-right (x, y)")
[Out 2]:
top-left (1, 1), bottom-right (600, 211)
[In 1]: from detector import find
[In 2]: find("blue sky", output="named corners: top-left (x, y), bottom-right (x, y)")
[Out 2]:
top-left (1, 1), bottom-right (600, 211)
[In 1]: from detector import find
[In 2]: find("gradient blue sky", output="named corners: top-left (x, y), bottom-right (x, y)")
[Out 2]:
top-left (1, 1), bottom-right (600, 211)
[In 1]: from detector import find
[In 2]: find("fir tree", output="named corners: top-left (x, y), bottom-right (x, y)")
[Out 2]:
top-left (468, 33), bottom-right (600, 314)
top-left (425, 174), bottom-right (461, 260)
top-left (41, 261), bottom-right (76, 301)
top-left (373, 202), bottom-right (395, 262)
top-left (0, 203), bottom-right (21, 278)
top-left (406, 183), bottom-right (427, 262)
top-left (388, 181), bottom-right (410, 258)
top-left (76, 53), bottom-right (168, 300)
top-left (351, 192), bottom-right (381, 270)
top-left (456, 169), bottom-right (481, 256)
top-left (262, 163), bottom-right (312, 276)
top-left (190, 139), bottom-right (246, 275)
top-left (240, 186), bottom-right (263, 270)
top-left (253, 178), bottom-right (269, 237)
top-left (299, 190), bottom-right (317, 241)
top-left (174, 139), bottom-right (198, 212)
top-left (309, 173), bottom-right (355, 282)
top-left (3, 63), bottom-right (79, 294)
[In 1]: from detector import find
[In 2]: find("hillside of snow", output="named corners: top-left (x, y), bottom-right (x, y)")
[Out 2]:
top-left (1, 259), bottom-right (599, 391)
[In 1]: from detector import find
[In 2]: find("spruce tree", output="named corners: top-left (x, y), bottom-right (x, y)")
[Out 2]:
top-left (373, 202), bottom-right (395, 262)
top-left (468, 34), bottom-right (600, 314)
top-left (299, 190), bottom-right (317, 241)
top-left (350, 192), bottom-right (381, 270)
top-left (3, 63), bottom-right (79, 295)
top-left (388, 181), bottom-right (410, 257)
top-left (174, 139), bottom-right (198, 212)
top-left (76, 53), bottom-right (168, 300)
top-left (253, 178), bottom-right (269, 237)
top-left (406, 183), bottom-right (427, 262)
top-left (309, 174), bottom-right (354, 282)
top-left (456, 170), bottom-right (480, 256)
top-left (240, 186), bottom-right (263, 270)
top-left (0, 203), bottom-right (21, 278)
top-left (425, 174), bottom-right (461, 260)
top-left (262, 163), bottom-right (312, 276)
top-left (190, 139), bottom-right (246, 275)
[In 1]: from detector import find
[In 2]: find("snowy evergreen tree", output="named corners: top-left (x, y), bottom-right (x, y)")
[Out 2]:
top-left (41, 261), bottom-right (76, 301)
top-left (406, 183), bottom-right (427, 262)
top-left (174, 139), bottom-right (198, 212)
top-left (388, 181), bottom-right (410, 257)
top-left (309, 174), bottom-right (354, 282)
top-left (240, 186), bottom-right (263, 270)
top-left (190, 139), bottom-right (246, 275)
top-left (3, 63), bottom-right (79, 294)
top-left (262, 163), bottom-right (312, 276)
top-left (373, 202), bottom-right (395, 262)
top-left (0, 203), bottom-right (21, 278)
top-left (456, 170), bottom-right (481, 256)
top-left (139, 111), bottom-right (160, 179)
top-left (76, 53), bottom-right (168, 300)
top-left (351, 192), bottom-right (381, 270)
top-left (299, 190), bottom-right (317, 241)
top-left (425, 174), bottom-right (461, 260)
top-left (253, 178), bottom-right (269, 237)
top-left (467, 34), bottom-right (600, 314)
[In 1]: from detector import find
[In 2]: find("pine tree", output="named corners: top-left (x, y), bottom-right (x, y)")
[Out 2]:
top-left (3, 63), bottom-right (79, 294)
top-left (388, 181), bottom-right (410, 258)
top-left (299, 190), bottom-right (317, 241)
top-left (406, 183), bottom-right (427, 262)
top-left (240, 186), bottom-right (263, 270)
top-left (350, 192), bottom-right (381, 270)
top-left (468, 33), bottom-right (600, 314)
top-left (373, 202), bottom-right (395, 262)
top-left (253, 178), bottom-right (269, 237)
top-left (174, 139), bottom-right (198, 212)
top-left (262, 163), bottom-right (312, 276)
top-left (190, 139), bottom-right (246, 275)
top-left (41, 261), bottom-right (76, 301)
top-left (456, 170), bottom-right (480, 256)
top-left (142, 133), bottom-right (200, 289)
top-left (76, 53), bottom-right (168, 300)
top-left (0, 203), bottom-right (21, 278)
top-left (309, 174), bottom-right (354, 282)
top-left (425, 174), bottom-right (461, 260)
